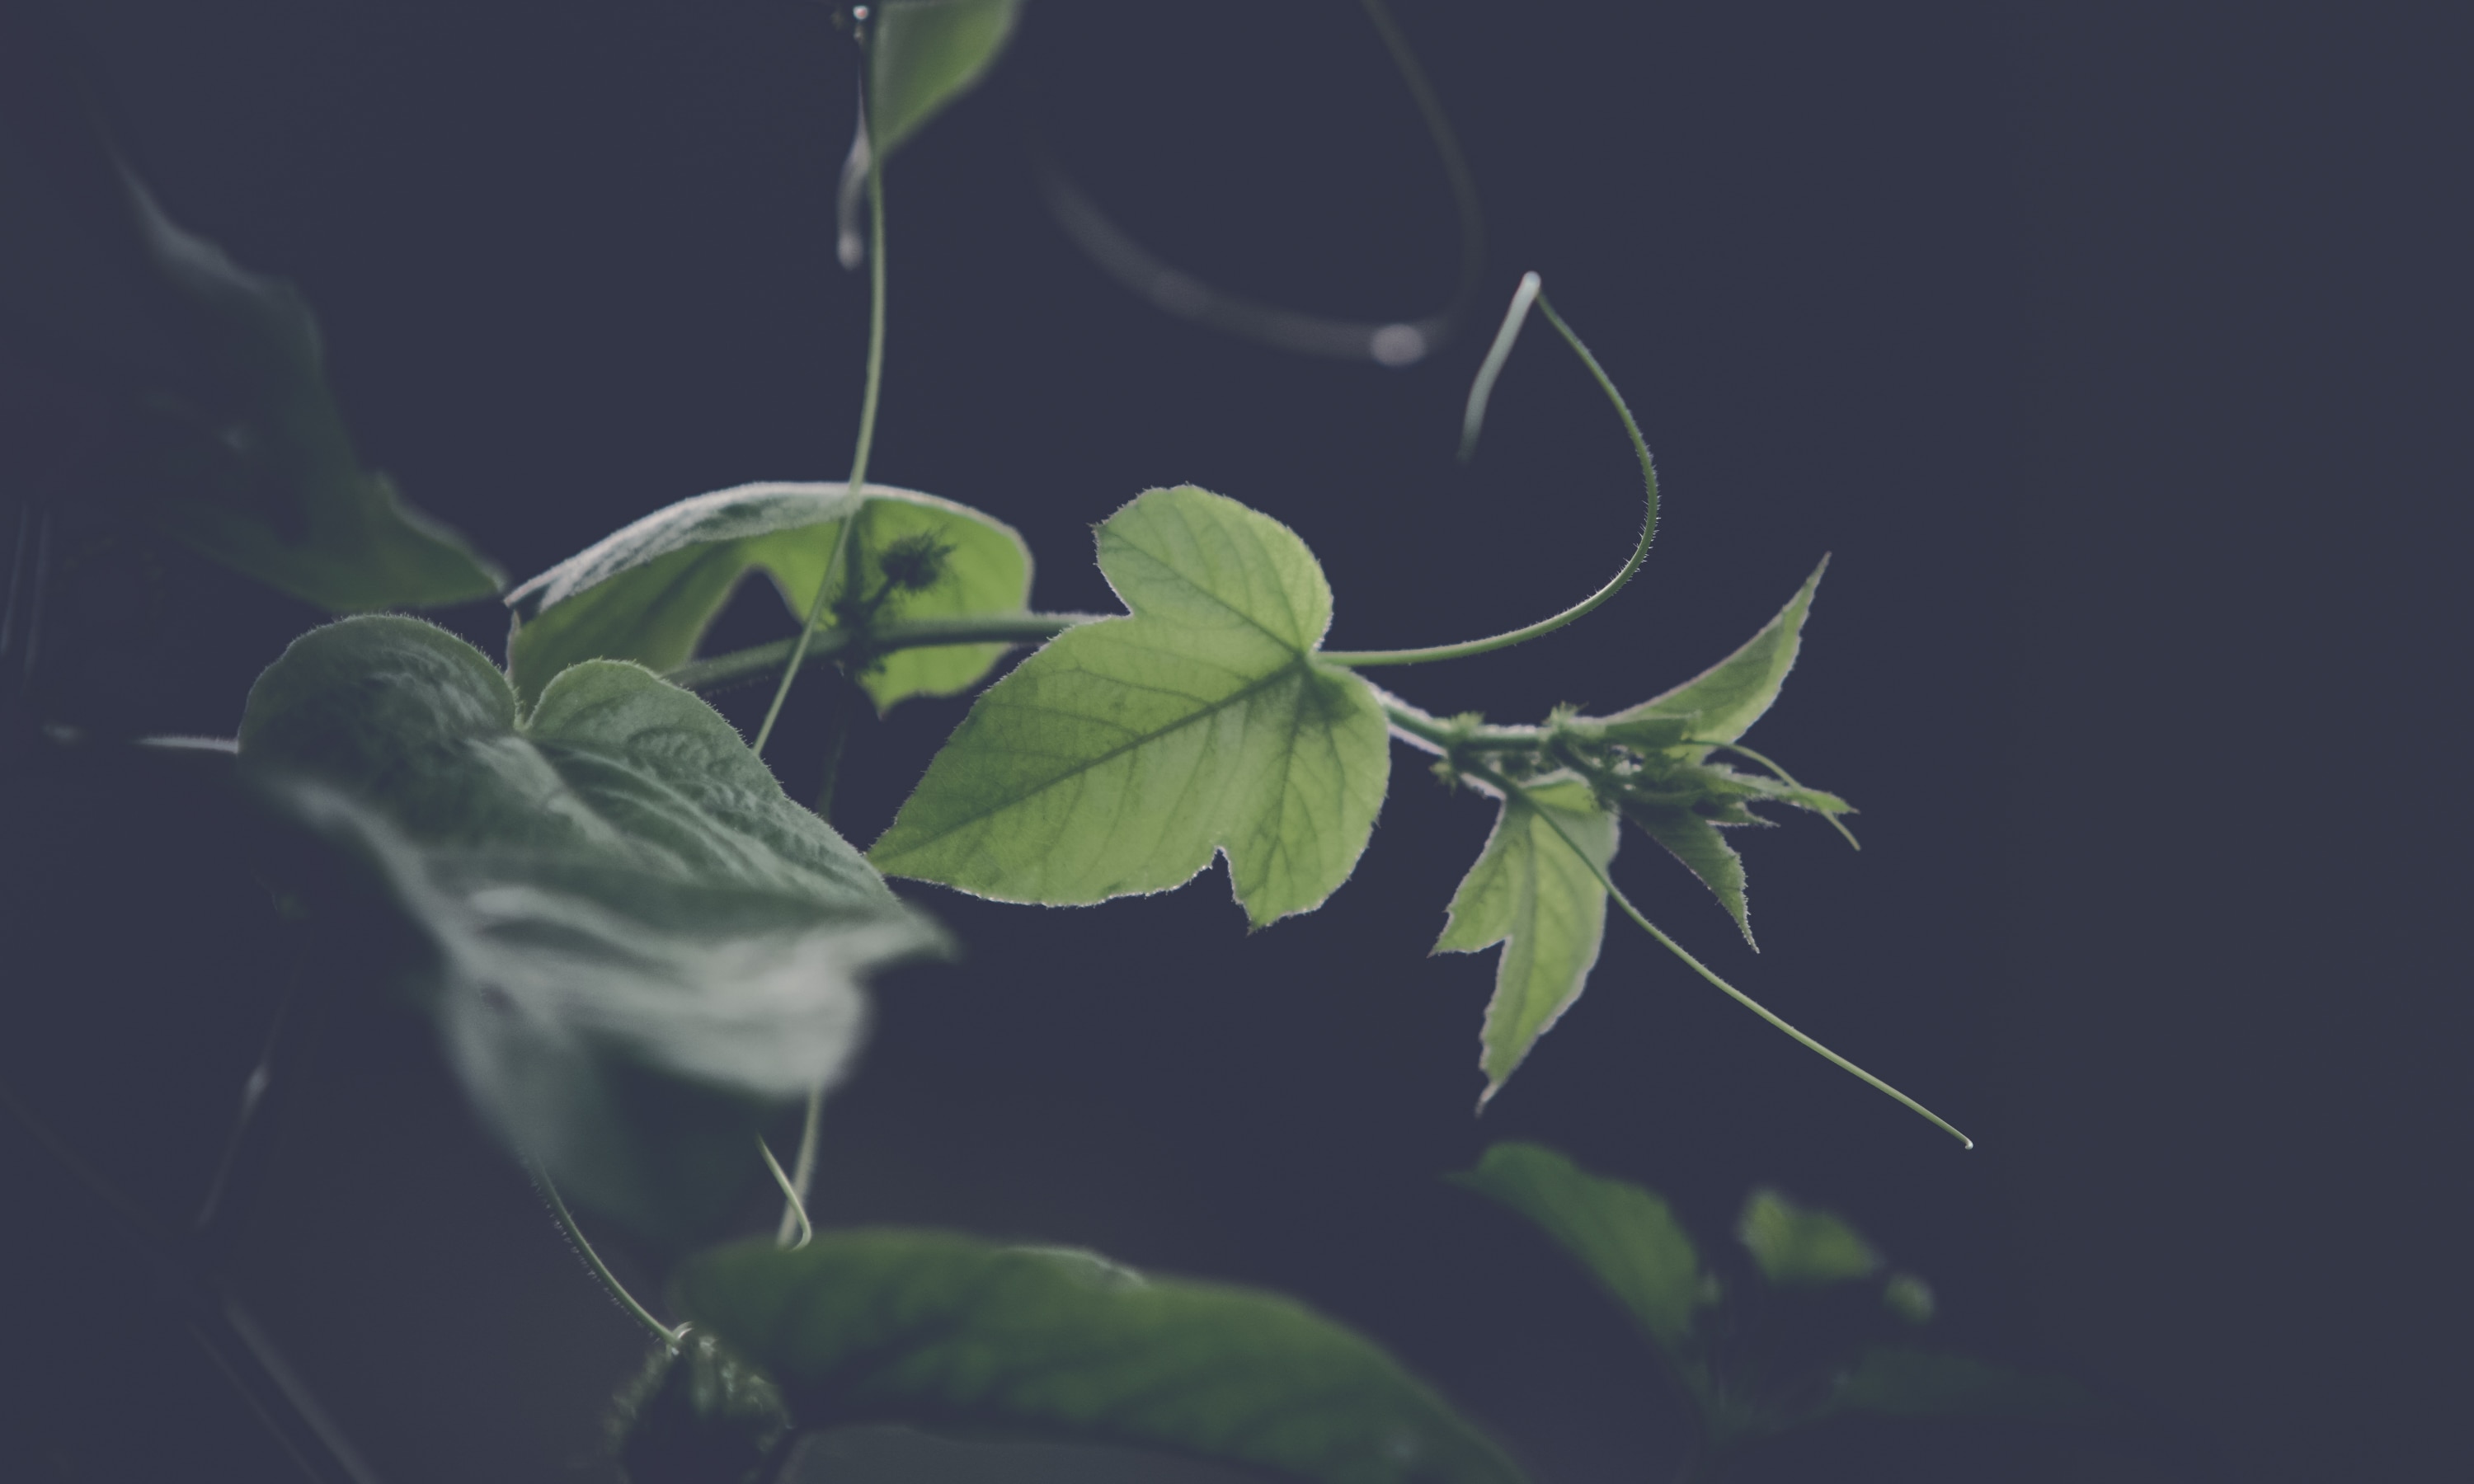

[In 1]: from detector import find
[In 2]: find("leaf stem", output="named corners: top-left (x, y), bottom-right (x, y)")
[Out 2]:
top-left (1322, 289), bottom-right (1659, 668)
top-left (753, 104), bottom-right (889, 759)
top-left (529, 1164), bottom-right (680, 1342)
top-left (1477, 766), bottom-right (1973, 1148)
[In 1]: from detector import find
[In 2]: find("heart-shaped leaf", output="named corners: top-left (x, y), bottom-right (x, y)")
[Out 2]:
top-left (238, 616), bottom-right (945, 1237)
top-left (1435, 776), bottom-right (1616, 1103)
top-left (869, 0), bottom-right (1024, 159)
top-left (1607, 557), bottom-right (1828, 746)
top-left (872, 486), bottom-right (1390, 927)
top-left (0, 9), bottom-right (500, 611)
top-left (1735, 1188), bottom-right (1882, 1287)
top-left (1450, 1143), bottom-right (1705, 1356)
top-left (671, 1230), bottom-right (1526, 1484)
top-left (505, 481), bottom-right (1032, 714)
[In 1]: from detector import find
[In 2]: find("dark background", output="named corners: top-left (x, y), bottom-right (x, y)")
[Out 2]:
top-left (2, 2), bottom-right (2461, 1482)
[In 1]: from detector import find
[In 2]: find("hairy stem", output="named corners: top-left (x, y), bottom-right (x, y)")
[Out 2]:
top-left (529, 1166), bottom-right (678, 1342)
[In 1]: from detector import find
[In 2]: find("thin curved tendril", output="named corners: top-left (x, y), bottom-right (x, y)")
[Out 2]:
top-left (529, 1163), bottom-right (682, 1342)
top-left (773, 1084), bottom-right (825, 1247)
top-left (755, 88), bottom-right (888, 760)
top-left (1323, 290), bottom-right (1659, 668)
top-left (1705, 740), bottom-right (1862, 850)
top-left (1459, 272), bottom-right (1540, 461)
top-left (758, 1130), bottom-right (815, 1250)
top-left (1479, 767), bottom-right (1973, 1148)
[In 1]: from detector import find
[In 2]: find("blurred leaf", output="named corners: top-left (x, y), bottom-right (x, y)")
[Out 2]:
top-left (1736, 1188), bottom-right (1882, 1287)
top-left (611, 1330), bottom-right (793, 1484)
top-left (1450, 1143), bottom-right (1705, 1354)
top-left (872, 486), bottom-right (1389, 927)
top-left (1434, 776), bottom-right (1615, 1103)
top-left (506, 481), bottom-right (1031, 714)
top-left (673, 1231), bottom-right (1526, 1484)
top-left (0, 5), bottom-right (499, 610)
top-left (1625, 805), bottom-right (1753, 947)
top-left (870, 0), bottom-right (1024, 158)
top-left (238, 616), bottom-right (945, 1237)
top-left (1821, 1346), bottom-right (2100, 1421)
top-left (1882, 1273), bottom-right (1936, 1326)
top-left (1607, 557), bottom-right (1828, 746)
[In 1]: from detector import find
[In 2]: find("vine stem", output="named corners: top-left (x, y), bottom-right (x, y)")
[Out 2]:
top-left (529, 1164), bottom-right (681, 1343)
top-left (1321, 289), bottom-right (1660, 668)
top-left (1470, 762), bottom-right (1973, 1148)
top-left (752, 77), bottom-right (889, 761)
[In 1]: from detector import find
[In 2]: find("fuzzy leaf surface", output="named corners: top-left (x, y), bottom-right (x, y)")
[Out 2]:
top-left (1451, 1143), bottom-right (1705, 1354)
top-left (0, 15), bottom-right (498, 610)
top-left (872, 486), bottom-right (1389, 927)
top-left (506, 481), bottom-right (1031, 713)
top-left (1610, 557), bottom-right (1828, 745)
top-left (238, 616), bottom-right (944, 1237)
top-left (871, 0), bottom-right (1023, 157)
top-left (672, 1231), bottom-right (1524, 1484)
top-left (1736, 1188), bottom-right (1883, 1287)
top-left (1625, 805), bottom-right (1754, 946)
top-left (1436, 777), bottom-right (1616, 1102)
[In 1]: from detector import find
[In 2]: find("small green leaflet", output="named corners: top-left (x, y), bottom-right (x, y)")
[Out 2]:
top-left (0, 13), bottom-right (499, 611)
top-left (1735, 1187), bottom-right (1883, 1286)
top-left (238, 616), bottom-right (946, 1238)
top-left (1434, 777), bottom-right (1615, 1105)
top-left (870, 0), bottom-right (1023, 158)
top-left (872, 486), bottom-right (1390, 928)
top-left (1625, 806), bottom-right (1752, 947)
top-left (1609, 556), bottom-right (1828, 745)
top-left (1450, 1143), bottom-right (1705, 1355)
top-left (505, 481), bottom-right (1032, 714)
top-left (670, 1231), bottom-right (1525, 1484)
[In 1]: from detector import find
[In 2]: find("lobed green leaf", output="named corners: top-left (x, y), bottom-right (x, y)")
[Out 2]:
top-left (1435, 777), bottom-right (1616, 1103)
top-left (238, 616), bottom-right (945, 1238)
top-left (505, 481), bottom-right (1031, 714)
top-left (671, 1230), bottom-right (1525, 1484)
top-left (872, 486), bottom-right (1390, 927)
top-left (1449, 1143), bottom-right (1705, 1355)
top-left (870, 0), bottom-right (1023, 158)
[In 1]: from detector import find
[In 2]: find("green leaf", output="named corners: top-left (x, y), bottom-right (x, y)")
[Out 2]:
top-left (1624, 805), bottom-right (1754, 947)
top-left (1435, 777), bottom-right (1616, 1103)
top-left (671, 1231), bottom-right (1525, 1484)
top-left (1449, 1143), bottom-right (1704, 1354)
top-left (872, 486), bottom-right (1390, 928)
top-left (1820, 1347), bottom-right (2100, 1421)
top-left (609, 1331), bottom-right (793, 1484)
top-left (1609, 557), bottom-right (1828, 745)
top-left (506, 481), bottom-right (1032, 714)
top-left (0, 15), bottom-right (499, 611)
top-left (870, 0), bottom-right (1024, 158)
top-left (238, 615), bottom-right (946, 1237)
top-left (1735, 1188), bottom-right (1882, 1287)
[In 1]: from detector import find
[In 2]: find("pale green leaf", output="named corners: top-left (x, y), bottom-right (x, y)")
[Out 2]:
top-left (1435, 776), bottom-right (1616, 1102)
top-left (1449, 1143), bottom-right (1705, 1354)
top-left (238, 616), bottom-right (946, 1237)
top-left (0, 21), bottom-right (499, 611)
top-left (871, 0), bottom-right (1023, 158)
top-left (1609, 557), bottom-right (1828, 745)
top-left (872, 486), bottom-right (1390, 928)
top-left (1820, 1347), bottom-right (2100, 1421)
top-left (671, 1231), bottom-right (1525, 1484)
top-left (505, 481), bottom-right (1032, 713)
top-left (1735, 1187), bottom-right (1882, 1286)
top-left (1625, 805), bottom-right (1754, 947)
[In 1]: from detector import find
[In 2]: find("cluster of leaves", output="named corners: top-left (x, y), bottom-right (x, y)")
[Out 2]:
top-left (1455, 1144), bottom-right (2095, 1477)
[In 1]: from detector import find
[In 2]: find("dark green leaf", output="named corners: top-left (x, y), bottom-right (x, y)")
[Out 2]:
top-left (0, 12), bottom-right (499, 610)
top-left (506, 481), bottom-right (1032, 713)
top-left (870, 0), bottom-right (1024, 158)
top-left (1434, 778), bottom-right (1616, 1103)
top-left (872, 486), bottom-right (1390, 927)
top-left (1449, 1143), bottom-right (1705, 1354)
top-left (1607, 558), bottom-right (1828, 745)
top-left (673, 1231), bottom-right (1526, 1484)
top-left (1624, 805), bottom-right (1754, 947)
top-left (238, 616), bottom-right (945, 1237)
top-left (1821, 1347), bottom-right (2100, 1421)
top-left (611, 1330), bottom-right (793, 1484)
top-left (1735, 1188), bottom-right (1882, 1287)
